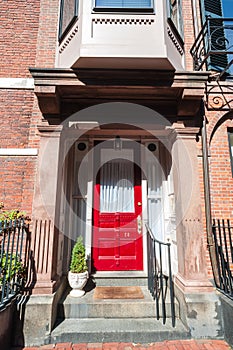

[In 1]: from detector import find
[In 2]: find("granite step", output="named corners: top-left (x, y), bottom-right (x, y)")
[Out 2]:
top-left (57, 286), bottom-right (180, 319)
top-left (49, 318), bottom-right (190, 344)
top-left (92, 272), bottom-right (148, 287)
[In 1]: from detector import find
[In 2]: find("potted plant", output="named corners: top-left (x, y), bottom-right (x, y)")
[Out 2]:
top-left (68, 236), bottom-right (88, 297)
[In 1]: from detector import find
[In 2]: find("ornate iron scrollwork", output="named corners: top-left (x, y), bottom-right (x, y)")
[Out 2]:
top-left (206, 80), bottom-right (233, 111)
top-left (191, 17), bottom-right (233, 111)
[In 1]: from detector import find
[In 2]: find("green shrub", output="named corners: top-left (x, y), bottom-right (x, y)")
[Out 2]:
top-left (0, 253), bottom-right (25, 285)
top-left (0, 203), bottom-right (27, 222)
top-left (70, 237), bottom-right (88, 273)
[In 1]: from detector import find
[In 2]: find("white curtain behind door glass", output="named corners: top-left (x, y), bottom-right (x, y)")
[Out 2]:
top-left (100, 160), bottom-right (134, 212)
top-left (147, 161), bottom-right (164, 241)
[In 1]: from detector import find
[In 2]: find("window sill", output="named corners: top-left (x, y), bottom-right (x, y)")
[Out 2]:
top-left (93, 7), bottom-right (155, 14)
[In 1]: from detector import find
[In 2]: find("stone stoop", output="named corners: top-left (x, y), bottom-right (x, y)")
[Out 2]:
top-left (49, 318), bottom-right (190, 344)
top-left (48, 274), bottom-right (190, 344)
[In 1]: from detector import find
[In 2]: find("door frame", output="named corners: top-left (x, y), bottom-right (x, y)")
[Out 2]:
top-left (92, 139), bottom-right (143, 271)
top-left (84, 136), bottom-right (149, 275)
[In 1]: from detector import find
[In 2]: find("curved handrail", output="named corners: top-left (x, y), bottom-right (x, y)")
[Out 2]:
top-left (146, 223), bottom-right (175, 327)
top-left (145, 223), bottom-right (171, 247)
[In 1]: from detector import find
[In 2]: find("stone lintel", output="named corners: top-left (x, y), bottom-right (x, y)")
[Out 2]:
top-left (37, 124), bottom-right (63, 135)
top-left (172, 126), bottom-right (200, 138)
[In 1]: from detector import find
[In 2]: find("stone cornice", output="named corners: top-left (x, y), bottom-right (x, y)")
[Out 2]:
top-left (30, 68), bottom-right (209, 87)
top-left (29, 68), bottom-right (209, 120)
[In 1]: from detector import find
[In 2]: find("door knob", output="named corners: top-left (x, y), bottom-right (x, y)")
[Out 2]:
top-left (138, 202), bottom-right (142, 206)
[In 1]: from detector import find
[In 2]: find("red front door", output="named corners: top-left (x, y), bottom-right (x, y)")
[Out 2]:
top-left (92, 140), bottom-right (143, 271)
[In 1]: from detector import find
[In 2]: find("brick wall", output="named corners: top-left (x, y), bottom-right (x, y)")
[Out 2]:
top-left (0, 0), bottom-right (40, 214)
top-left (0, 89), bottom-right (37, 215)
top-left (35, 0), bottom-right (60, 67)
top-left (0, 0), bottom-right (232, 284)
top-left (0, 157), bottom-right (36, 215)
top-left (0, 90), bottom-right (35, 148)
top-left (196, 110), bottom-right (233, 278)
top-left (0, 0), bottom-right (40, 78)
top-left (182, 0), bottom-right (195, 70)
top-left (0, 0), bottom-right (60, 215)
top-left (208, 113), bottom-right (233, 219)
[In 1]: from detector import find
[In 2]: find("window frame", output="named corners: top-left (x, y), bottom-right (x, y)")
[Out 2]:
top-left (59, 0), bottom-right (79, 42)
top-left (166, 0), bottom-right (184, 44)
top-left (228, 130), bottom-right (233, 176)
top-left (93, 0), bottom-right (155, 13)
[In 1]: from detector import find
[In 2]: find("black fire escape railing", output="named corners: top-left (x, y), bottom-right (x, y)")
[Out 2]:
top-left (0, 220), bottom-right (30, 310)
top-left (146, 224), bottom-right (175, 327)
top-left (212, 219), bottom-right (233, 300)
top-left (190, 17), bottom-right (233, 72)
top-left (190, 17), bottom-right (233, 111)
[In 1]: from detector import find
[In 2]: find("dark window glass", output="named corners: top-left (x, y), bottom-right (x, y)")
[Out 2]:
top-left (59, 0), bottom-right (79, 40)
top-left (95, 0), bottom-right (153, 9)
top-left (167, 0), bottom-right (183, 38)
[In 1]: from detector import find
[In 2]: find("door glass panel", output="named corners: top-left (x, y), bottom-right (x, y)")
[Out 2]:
top-left (147, 159), bottom-right (164, 241)
top-left (100, 159), bottom-right (135, 213)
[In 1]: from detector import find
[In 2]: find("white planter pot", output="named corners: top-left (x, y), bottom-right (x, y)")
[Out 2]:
top-left (68, 271), bottom-right (89, 297)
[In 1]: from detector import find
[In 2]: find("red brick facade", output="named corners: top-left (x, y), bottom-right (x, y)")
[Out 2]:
top-left (207, 113), bottom-right (233, 219)
top-left (0, 90), bottom-right (34, 148)
top-left (0, 0), bottom-right (232, 289)
top-left (0, 0), bottom-right (40, 213)
top-left (0, 90), bottom-right (37, 214)
top-left (0, 0), bottom-right (40, 77)
top-left (1, 1), bottom-right (233, 347)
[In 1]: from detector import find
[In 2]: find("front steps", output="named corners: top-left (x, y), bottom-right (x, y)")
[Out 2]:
top-left (92, 272), bottom-right (148, 287)
top-left (49, 275), bottom-right (190, 344)
top-left (56, 286), bottom-right (178, 319)
top-left (50, 318), bottom-right (190, 344)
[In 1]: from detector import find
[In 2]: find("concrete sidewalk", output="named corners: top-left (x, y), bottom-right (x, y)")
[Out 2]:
top-left (16, 340), bottom-right (232, 350)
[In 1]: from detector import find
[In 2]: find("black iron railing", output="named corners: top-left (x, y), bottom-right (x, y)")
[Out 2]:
top-left (0, 220), bottom-right (30, 309)
top-left (212, 219), bottom-right (233, 299)
top-left (146, 224), bottom-right (175, 327)
top-left (190, 17), bottom-right (233, 72)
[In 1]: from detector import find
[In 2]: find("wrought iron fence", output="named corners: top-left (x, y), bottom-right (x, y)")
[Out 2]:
top-left (212, 219), bottom-right (233, 299)
top-left (190, 17), bottom-right (233, 72)
top-left (146, 224), bottom-right (175, 327)
top-left (0, 219), bottom-right (30, 309)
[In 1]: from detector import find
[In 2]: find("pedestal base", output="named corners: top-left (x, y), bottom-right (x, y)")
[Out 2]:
top-left (69, 289), bottom-right (85, 298)
top-left (174, 279), bottom-right (224, 339)
top-left (175, 273), bottom-right (214, 293)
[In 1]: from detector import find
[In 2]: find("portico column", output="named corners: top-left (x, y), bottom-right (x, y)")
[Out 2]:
top-left (30, 124), bottom-right (63, 294)
top-left (172, 126), bottom-right (213, 293)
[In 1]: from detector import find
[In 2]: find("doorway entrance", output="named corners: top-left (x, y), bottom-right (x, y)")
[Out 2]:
top-left (92, 140), bottom-right (143, 271)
